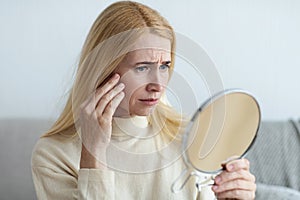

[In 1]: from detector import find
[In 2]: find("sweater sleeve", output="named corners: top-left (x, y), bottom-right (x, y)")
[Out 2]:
top-left (32, 166), bottom-right (115, 200)
top-left (31, 134), bottom-right (116, 200)
top-left (78, 169), bottom-right (115, 199)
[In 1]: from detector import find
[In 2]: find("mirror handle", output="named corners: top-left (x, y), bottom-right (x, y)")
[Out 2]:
top-left (171, 168), bottom-right (195, 193)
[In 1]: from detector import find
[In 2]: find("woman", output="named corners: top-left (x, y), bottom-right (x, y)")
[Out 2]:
top-left (31, 1), bottom-right (256, 199)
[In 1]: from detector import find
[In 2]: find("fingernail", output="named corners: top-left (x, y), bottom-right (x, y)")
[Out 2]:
top-left (227, 164), bottom-right (233, 171)
top-left (212, 185), bottom-right (218, 191)
top-left (215, 176), bottom-right (221, 184)
top-left (114, 74), bottom-right (120, 79)
top-left (118, 83), bottom-right (125, 88)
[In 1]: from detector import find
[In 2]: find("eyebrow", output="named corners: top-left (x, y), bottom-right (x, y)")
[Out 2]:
top-left (134, 61), bottom-right (171, 66)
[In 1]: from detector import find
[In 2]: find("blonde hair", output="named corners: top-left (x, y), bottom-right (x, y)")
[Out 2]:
top-left (44, 1), bottom-right (185, 140)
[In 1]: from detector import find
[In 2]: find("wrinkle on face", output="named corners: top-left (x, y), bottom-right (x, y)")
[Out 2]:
top-left (113, 34), bottom-right (172, 117)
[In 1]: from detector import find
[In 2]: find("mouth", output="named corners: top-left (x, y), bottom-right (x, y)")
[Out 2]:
top-left (139, 98), bottom-right (159, 106)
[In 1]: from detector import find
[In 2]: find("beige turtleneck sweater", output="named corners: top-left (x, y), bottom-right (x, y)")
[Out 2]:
top-left (31, 116), bottom-right (216, 199)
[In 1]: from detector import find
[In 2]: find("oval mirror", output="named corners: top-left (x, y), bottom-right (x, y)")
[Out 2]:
top-left (172, 89), bottom-right (260, 193)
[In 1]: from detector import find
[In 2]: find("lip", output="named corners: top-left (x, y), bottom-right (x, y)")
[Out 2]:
top-left (139, 98), bottom-right (159, 106)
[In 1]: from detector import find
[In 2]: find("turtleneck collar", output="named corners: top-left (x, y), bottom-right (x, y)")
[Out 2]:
top-left (112, 115), bottom-right (156, 139)
top-left (113, 115), bottom-right (149, 128)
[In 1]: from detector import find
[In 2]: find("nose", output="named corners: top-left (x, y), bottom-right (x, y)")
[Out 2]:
top-left (146, 82), bottom-right (164, 92)
top-left (146, 69), bottom-right (164, 92)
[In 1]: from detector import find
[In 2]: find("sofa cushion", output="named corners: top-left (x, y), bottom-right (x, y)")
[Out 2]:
top-left (0, 118), bottom-right (53, 200)
top-left (256, 183), bottom-right (300, 200)
top-left (246, 120), bottom-right (300, 191)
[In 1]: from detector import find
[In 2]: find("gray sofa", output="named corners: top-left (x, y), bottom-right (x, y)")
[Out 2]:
top-left (0, 118), bottom-right (299, 200)
top-left (246, 120), bottom-right (300, 199)
top-left (0, 119), bottom-right (53, 200)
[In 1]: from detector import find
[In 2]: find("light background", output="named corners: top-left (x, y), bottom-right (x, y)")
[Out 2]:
top-left (1, 0), bottom-right (299, 120)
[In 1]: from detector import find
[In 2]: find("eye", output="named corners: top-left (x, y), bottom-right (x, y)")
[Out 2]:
top-left (159, 64), bottom-right (170, 72)
top-left (135, 66), bottom-right (149, 72)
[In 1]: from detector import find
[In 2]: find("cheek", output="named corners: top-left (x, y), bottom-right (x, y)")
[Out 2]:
top-left (125, 85), bottom-right (145, 104)
top-left (119, 70), bottom-right (170, 99)
top-left (160, 73), bottom-right (170, 90)
top-left (120, 73), bottom-right (142, 98)
top-left (129, 88), bottom-right (143, 105)
top-left (163, 73), bottom-right (170, 85)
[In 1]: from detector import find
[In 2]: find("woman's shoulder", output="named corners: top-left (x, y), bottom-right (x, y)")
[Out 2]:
top-left (33, 132), bottom-right (81, 153)
top-left (31, 132), bottom-right (81, 174)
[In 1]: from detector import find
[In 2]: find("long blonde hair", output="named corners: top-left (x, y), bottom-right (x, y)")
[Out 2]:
top-left (44, 1), bottom-right (184, 140)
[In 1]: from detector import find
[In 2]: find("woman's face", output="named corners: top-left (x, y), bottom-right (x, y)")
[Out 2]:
top-left (114, 34), bottom-right (171, 117)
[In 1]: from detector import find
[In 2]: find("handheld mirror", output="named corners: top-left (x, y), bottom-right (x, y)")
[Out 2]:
top-left (171, 89), bottom-right (260, 193)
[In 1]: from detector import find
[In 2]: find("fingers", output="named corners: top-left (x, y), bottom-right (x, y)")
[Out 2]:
top-left (222, 158), bottom-right (250, 172)
top-left (95, 83), bottom-right (125, 116)
top-left (212, 158), bottom-right (256, 199)
top-left (215, 169), bottom-right (255, 185)
top-left (80, 74), bottom-right (123, 115)
top-left (94, 74), bottom-right (121, 104)
top-left (213, 175), bottom-right (256, 199)
top-left (215, 170), bottom-right (255, 189)
top-left (215, 188), bottom-right (256, 199)
top-left (100, 91), bottom-right (125, 120)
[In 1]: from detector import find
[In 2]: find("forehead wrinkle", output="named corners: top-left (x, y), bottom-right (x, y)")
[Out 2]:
top-left (128, 49), bottom-right (171, 65)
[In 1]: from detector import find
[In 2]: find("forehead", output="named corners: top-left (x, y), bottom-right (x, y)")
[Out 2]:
top-left (124, 48), bottom-right (171, 64)
top-left (116, 33), bottom-right (172, 72)
top-left (132, 33), bottom-right (171, 51)
top-left (125, 33), bottom-right (171, 63)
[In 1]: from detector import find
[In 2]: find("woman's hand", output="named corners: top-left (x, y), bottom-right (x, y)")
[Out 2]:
top-left (79, 74), bottom-right (125, 169)
top-left (212, 158), bottom-right (256, 199)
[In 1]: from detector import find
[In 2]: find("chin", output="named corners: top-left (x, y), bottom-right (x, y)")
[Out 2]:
top-left (132, 107), bottom-right (156, 116)
top-left (133, 112), bottom-right (151, 116)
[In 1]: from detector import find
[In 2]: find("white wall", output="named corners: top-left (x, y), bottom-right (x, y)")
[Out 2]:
top-left (1, 0), bottom-right (300, 120)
